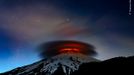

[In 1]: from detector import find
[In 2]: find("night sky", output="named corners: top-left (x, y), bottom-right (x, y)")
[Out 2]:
top-left (0, 0), bottom-right (134, 73)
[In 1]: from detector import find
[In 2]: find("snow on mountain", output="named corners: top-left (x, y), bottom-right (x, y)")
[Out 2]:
top-left (1, 53), bottom-right (98, 75)
top-left (40, 53), bottom-right (98, 75)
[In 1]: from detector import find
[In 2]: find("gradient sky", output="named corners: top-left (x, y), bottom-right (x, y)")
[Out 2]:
top-left (0, 0), bottom-right (134, 73)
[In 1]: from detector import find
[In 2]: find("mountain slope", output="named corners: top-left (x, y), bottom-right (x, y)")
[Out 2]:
top-left (1, 56), bottom-right (134, 75)
top-left (0, 53), bottom-right (98, 75)
top-left (71, 56), bottom-right (134, 75)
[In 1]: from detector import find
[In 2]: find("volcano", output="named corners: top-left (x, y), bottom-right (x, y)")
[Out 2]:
top-left (0, 54), bottom-right (98, 75)
top-left (1, 41), bottom-right (134, 75)
top-left (0, 41), bottom-right (99, 75)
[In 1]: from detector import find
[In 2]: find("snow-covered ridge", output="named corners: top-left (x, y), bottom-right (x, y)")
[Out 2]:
top-left (6, 53), bottom-right (98, 75)
top-left (41, 53), bottom-right (98, 75)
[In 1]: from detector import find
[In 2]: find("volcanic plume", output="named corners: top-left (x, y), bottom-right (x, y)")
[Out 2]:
top-left (38, 40), bottom-right (97, 58)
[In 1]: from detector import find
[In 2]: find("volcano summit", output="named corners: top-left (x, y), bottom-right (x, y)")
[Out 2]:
top-left (1, 40), bottom-right (99, 75)
top-left (37, 40), bottom-right (99, 75)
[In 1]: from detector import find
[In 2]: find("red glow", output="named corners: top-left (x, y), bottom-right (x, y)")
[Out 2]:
top-left (61, 43), bottom-right (86, 49)
top-left (59, 48), bottom-right (81, 53)
top-left (58, 43), bottom-right (86, 54)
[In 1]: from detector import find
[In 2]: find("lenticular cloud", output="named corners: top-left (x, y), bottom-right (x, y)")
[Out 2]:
top-left (38, 40), bottom-right (97, 58)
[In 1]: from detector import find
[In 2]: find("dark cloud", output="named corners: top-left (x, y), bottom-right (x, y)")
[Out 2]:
top-left (38, 40), bottom-right (97, 58)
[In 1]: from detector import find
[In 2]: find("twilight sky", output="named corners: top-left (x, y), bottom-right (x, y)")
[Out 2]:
top-left (0, 0), bottom-right (134, 73)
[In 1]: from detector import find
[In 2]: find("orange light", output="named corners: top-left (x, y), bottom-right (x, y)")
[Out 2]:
top-left (59, 48), bottom-right (80, 53)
